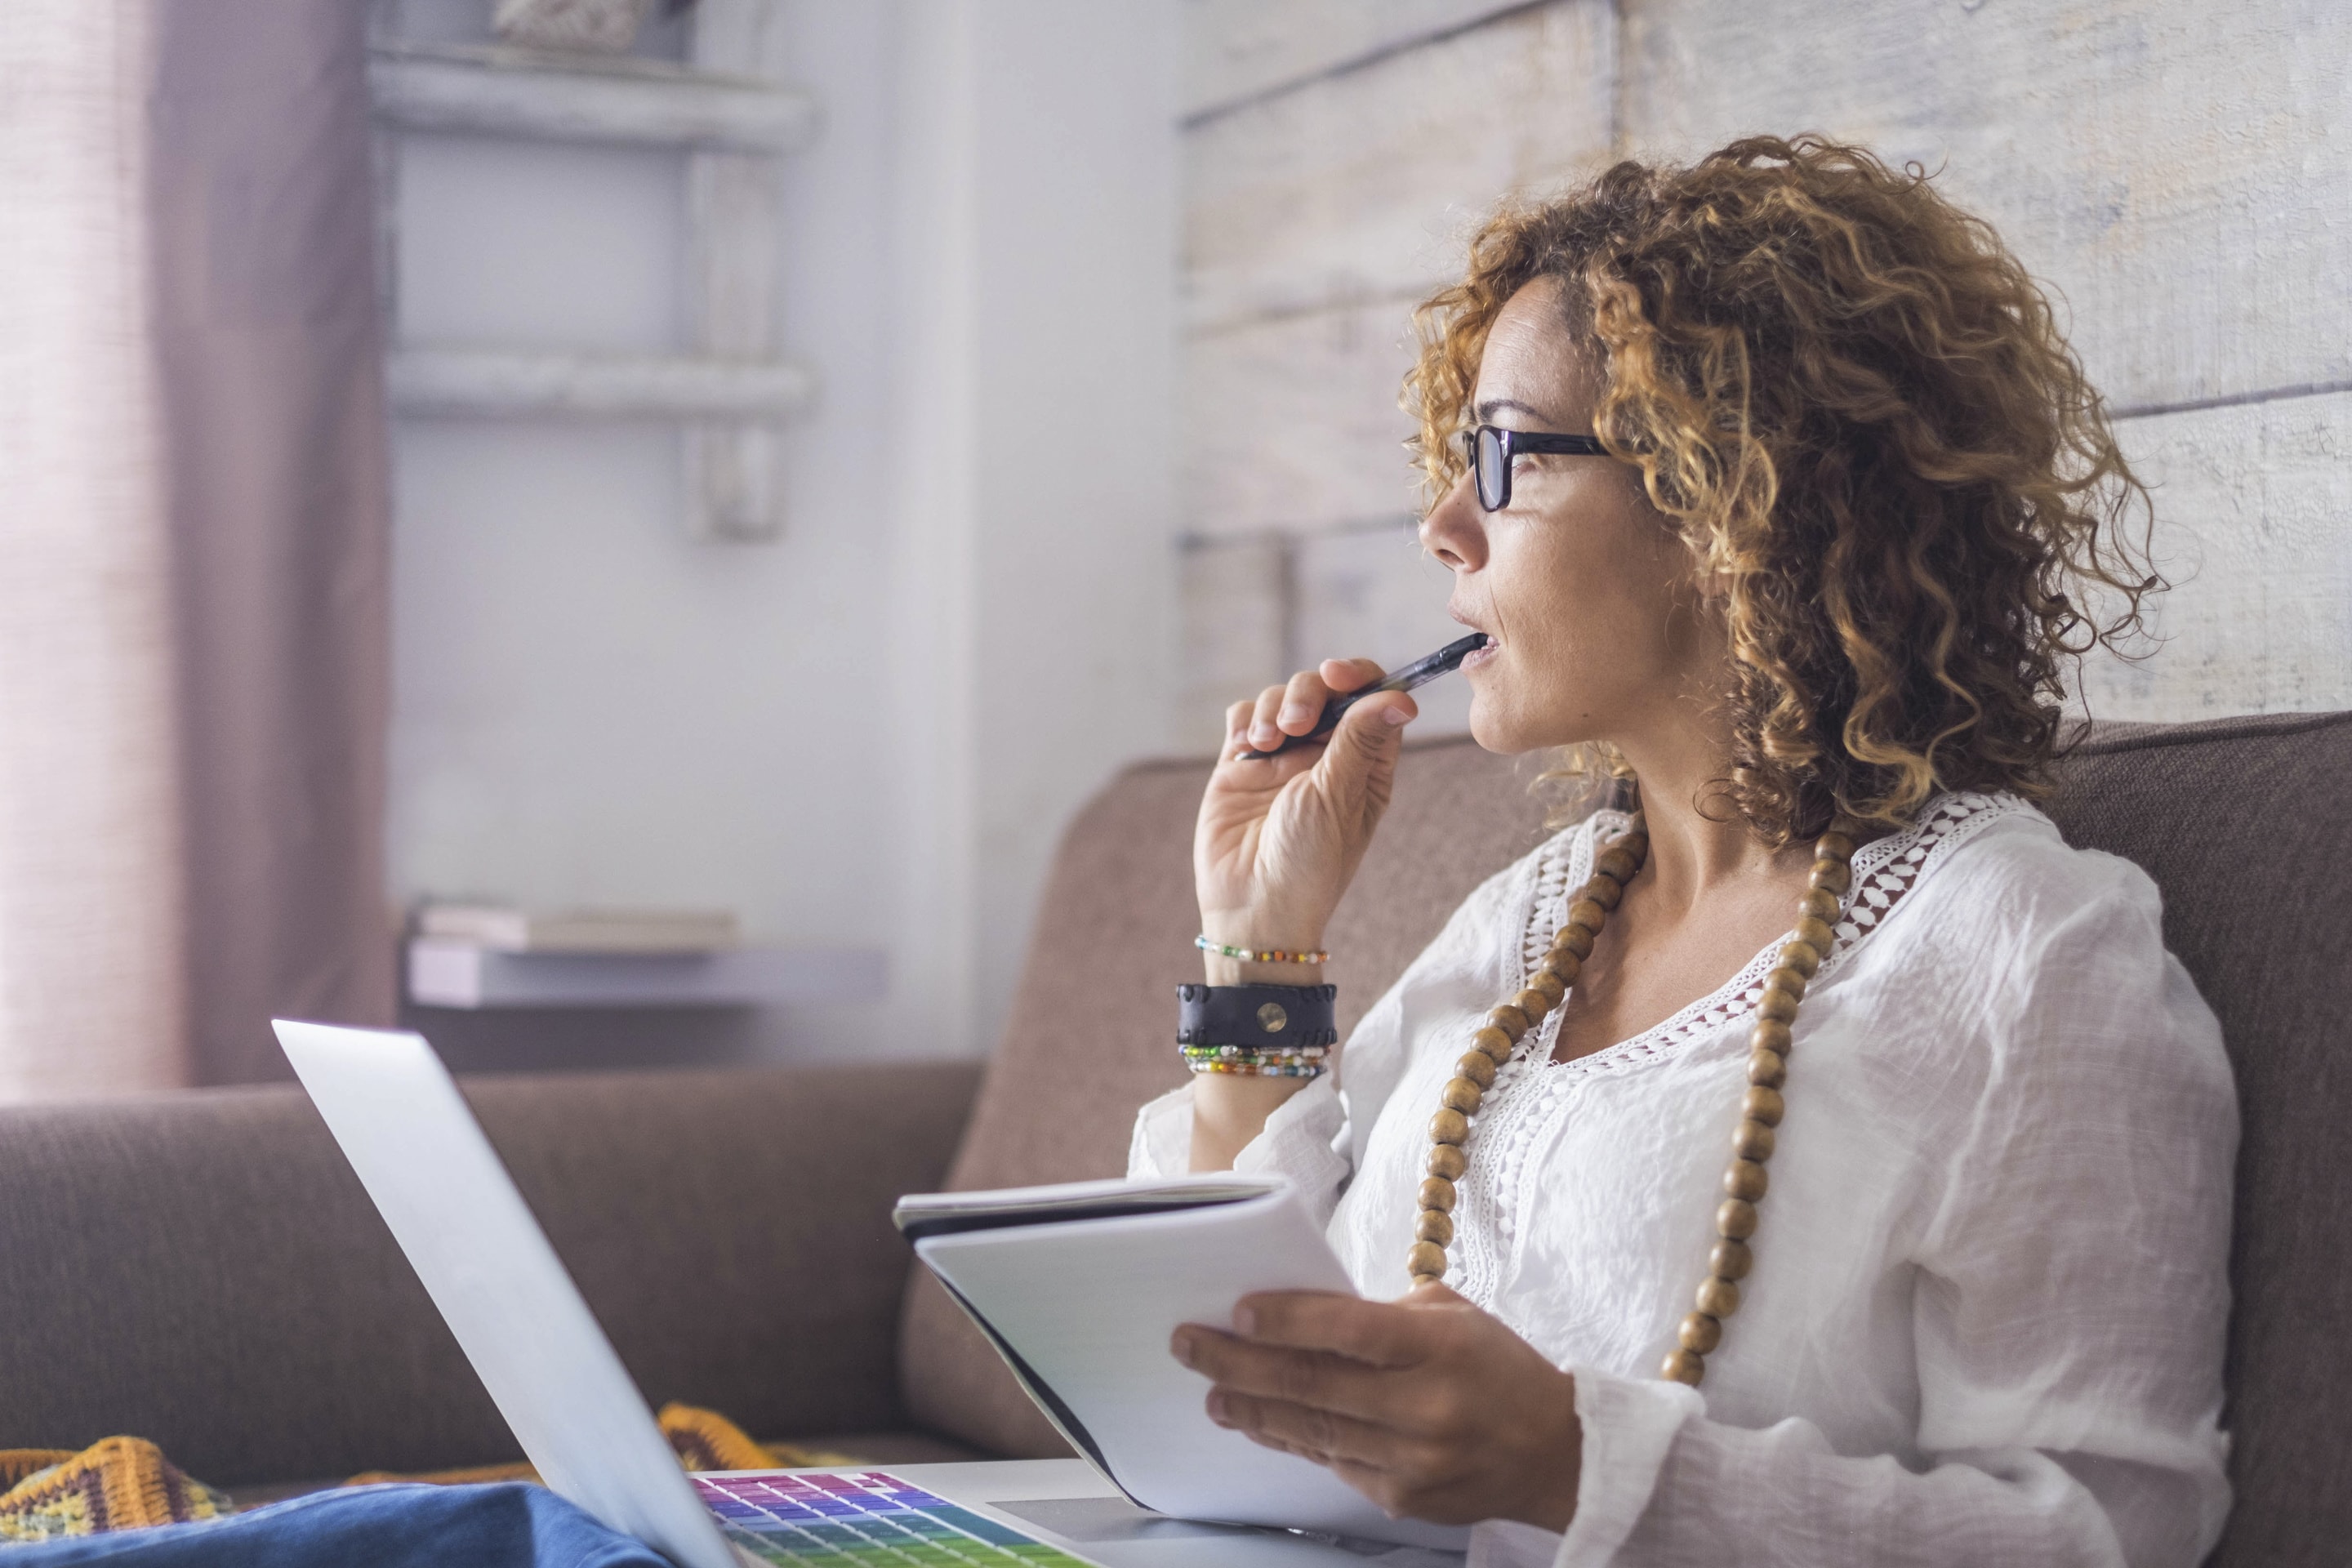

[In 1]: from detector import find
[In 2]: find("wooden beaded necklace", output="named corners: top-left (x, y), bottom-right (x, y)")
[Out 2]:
top-left (1407, 811), bottom-right (1860, 1387)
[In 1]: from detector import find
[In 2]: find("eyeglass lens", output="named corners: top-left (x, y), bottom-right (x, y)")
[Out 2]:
top-left (1473, 428), bottom-right (1508, 511)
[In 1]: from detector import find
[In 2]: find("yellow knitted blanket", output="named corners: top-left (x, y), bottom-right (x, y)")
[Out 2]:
top-left (0, 1437), bottom-right (234, 1543)
top-left (0, 1406), bottom-right (857, 1543)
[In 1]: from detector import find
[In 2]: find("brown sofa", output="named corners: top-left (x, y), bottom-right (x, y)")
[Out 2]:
top-left (2, 715), bottom-right (2345, 1563)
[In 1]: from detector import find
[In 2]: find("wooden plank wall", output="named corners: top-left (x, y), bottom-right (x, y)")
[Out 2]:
top-left (1177, 0), bottom-right (2351, 743)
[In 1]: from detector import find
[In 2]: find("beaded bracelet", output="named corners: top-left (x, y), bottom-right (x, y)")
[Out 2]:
top-left (1196, 936), bottom-right (1329, 965)
top-left (1180, 1044), bottom-right (1330, 1063)
top-left (1184, 1057), bottom-right (1327, 1079)
top-left (1181, 1042), bottom-right (1329, 1079)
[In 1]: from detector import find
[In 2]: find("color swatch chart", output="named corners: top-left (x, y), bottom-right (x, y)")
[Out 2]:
top-left (693, 1470), bottom-right (1094, 1566)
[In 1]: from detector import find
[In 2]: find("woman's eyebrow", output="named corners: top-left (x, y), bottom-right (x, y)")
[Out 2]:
top-left (1475, 397), bottom-right (1550, 425)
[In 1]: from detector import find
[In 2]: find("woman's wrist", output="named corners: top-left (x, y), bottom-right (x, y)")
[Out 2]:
top-left (1201, 953), bottom-right (1326, 986)
top-left (1198, 913), bottom-right (1328, 987)
top-left (1187, 1070), bottom-right (1322, 1171)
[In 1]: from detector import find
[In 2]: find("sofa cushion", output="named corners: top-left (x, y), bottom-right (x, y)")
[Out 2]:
top-left (0, 1062), bottom-right (980, 1487)
top-left (904, 715), bottom-right (2352, 1566)
top-left (2039, 711), bottom-right (2352, 1568)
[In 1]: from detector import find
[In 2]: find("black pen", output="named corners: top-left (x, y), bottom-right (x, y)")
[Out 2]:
top-left (1235, 633), bottom-right (1490, 762)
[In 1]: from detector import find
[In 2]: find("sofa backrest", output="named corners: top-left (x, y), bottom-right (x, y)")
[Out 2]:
top-left (2035, 712), bottom-right (2352, 1566)
top-left (903, 715), bottom-right (2352, 1566)
top-left (0, 1062), bottom-right (978, 1486)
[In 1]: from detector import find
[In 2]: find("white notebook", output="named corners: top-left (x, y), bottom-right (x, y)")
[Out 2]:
top-left (895, 1174), bottom-right (1471, 1552)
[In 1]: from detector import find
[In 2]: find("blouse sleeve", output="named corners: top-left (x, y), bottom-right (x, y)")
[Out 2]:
top-left (1527, 844), bottom-right (2238, 1568)
top-left (1127, 853), bottom-right (1534, 1232)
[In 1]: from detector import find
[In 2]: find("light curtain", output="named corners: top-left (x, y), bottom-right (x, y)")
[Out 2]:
top-left (0, 0), bottom-right (394, 1100)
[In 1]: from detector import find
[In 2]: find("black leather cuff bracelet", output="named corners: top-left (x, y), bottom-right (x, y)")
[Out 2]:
top-left (1176, 983), bottom-right (1338, 1049)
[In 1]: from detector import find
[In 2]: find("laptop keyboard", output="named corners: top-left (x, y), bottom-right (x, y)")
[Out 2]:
top-left (695, 1470), bottom-right (1094, 1565)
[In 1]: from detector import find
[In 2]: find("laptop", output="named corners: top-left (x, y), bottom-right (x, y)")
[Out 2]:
top-left (274, 1021), bottom-right (1460, 1567)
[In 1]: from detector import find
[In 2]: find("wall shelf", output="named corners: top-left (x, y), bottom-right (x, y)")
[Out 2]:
top-left (368, 2), bottom-right (817, 541)
top-left (370, 40), bottom-right (818, 153)
top-left (389, 347), bottom-right (816, 420)
top-left (406, 939), bottom-right (887, 1009)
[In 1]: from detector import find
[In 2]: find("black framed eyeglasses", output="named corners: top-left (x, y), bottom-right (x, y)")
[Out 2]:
top-left (1461, 425), bottom-right (1608, 511)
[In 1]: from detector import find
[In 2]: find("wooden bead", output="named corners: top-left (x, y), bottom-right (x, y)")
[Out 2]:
top-left (1406, 1241), bottom-right (1450, 1278)
top-left (1797, 886), bottom-right (1841, 923)
top-left (1777, 940), bottom-right (1822, 979)
top-left (1793, 914), bottom-right (1836, 952)
top-left (1743, 1085), bottom-right (1785, 1127)
top-left (1695, 1275), bottom-right (1741, 1317)
top-left (1660, 1348), bottom-right (1705, 1385)
top-left (1731, 1117), bottom-right (1776, 1161)
top-left (1709, 1237), bottom-right (1753, 1280)
top-left (1723, 1159), bottom-right (1770, 1201)
top-left (1755, 986), bottom-right (1801, 1023)
top-left (1472, 1026), bottom-right (1517, 1062)
top-left (1616, 831), bottom-right (1650, 864)
top-left (1441, 1076), bottom-right (1484, 1116)
top-left (1420, 1176), bottom-right (1458, 1212)
top-left (1765, 964), bottom-right (1810, 1002)
top-left (1593, 845), bottom-right (1641, 884)
top-left (1528, 969), bottom-right (1567, 1007)
top-left (1553, 924), bottom-right (1594, 960)
top-left (1426, 1144), bottom-right (1467, 1181)
top-left (1808, 857), bottom-right (1853, 895)
top-left (1415, 1209), bottom-right (1454, 1245)
top-left (1816, 829), bottom-right (1858, 860)
top-left (1429, 1107), bottom-right (1470, 1146)
top-left (1487, 1005), bottom-right (1530, 1041)
top-left (1747, 1047), bottom-right (1787, 1088)
top-left (1582, 874), bottom-right (1624, 911)
top-left (1678, 1312), bottom-right (1722, 1353)
top-left (1565, 898), bottom-right (1609, 933)
top-left (1717, 1197), bottom-right (1758, 1239)
top-left (1513, 987), bottom-right (1553, 1022)
top-left (1455, 1050), bottom-right (1498, 1089)
top-left (1410, 1270), bottom-right (1444, 1289)
top-left (1749, 1019), bottom-right (1793, 1056)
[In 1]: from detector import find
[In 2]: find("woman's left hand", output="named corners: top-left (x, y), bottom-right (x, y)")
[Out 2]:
top-left (1170, 1282), bottom-right (1583, 1533)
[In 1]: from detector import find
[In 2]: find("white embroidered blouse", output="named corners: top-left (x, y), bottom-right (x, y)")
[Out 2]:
top-left (1129, 794), bottom-right (2235, 1567)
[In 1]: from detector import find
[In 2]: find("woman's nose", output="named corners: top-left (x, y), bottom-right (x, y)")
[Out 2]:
top-left (1419, 474), bottom-right (1488, 572)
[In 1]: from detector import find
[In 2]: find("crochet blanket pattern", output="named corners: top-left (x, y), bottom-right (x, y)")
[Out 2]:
top-left (0, 1407), bottom-right (858, 1542)
top-left (0, 1437), bottom-right (234, 1542)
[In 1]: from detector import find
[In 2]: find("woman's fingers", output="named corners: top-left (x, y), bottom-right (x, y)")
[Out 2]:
top-left (1321, 688), bottom-right (1418, 781)
top-left (1206, 1387), bottom-right (1405, 1472)
top-left (1276, 668), bottom-right (1330, 735)
top-left (1247, 683), bottom-right (1294, 751)
top-left (1241, 659), bottom-right (1390, 753)
top-left (1232, 1290), bottom-right (1440, 1368)
top-left (1174, 1326), bottom-right (1396, 1424)
top-left (1319, 657), bottom-right (1388, 695)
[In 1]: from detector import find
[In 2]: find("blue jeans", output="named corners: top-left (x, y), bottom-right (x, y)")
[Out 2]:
top-left (3, 1483), bottom-right (670, 1566)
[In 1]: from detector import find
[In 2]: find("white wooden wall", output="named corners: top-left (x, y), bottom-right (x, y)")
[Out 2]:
top-left (1178, 0), bottom-right (2351, 742)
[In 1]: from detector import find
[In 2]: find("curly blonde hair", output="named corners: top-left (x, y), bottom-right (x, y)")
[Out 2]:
top-left (1405, 136), bottom-right (2158, 844)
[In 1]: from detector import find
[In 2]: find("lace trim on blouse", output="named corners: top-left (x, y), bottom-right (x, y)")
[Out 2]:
top-left (1447, 791), bottom-right (2029, 1307)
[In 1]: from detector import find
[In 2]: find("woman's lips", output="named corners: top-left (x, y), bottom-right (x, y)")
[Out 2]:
top-left (1462, 635), bottom-right (1499, 671)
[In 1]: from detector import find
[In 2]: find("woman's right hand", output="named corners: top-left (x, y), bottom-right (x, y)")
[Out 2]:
top-left (1193, 658), bottom-right (1419, 975)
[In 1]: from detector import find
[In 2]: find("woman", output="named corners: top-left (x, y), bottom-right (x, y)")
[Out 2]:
top-left (1138, 138), bottom-right (2234, 1566)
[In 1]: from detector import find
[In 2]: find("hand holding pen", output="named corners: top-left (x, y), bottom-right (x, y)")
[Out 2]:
top-left (1232, 633), bottom-right (1490, 762)
top-left (1196, 632), bottom-right (1492, 999)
